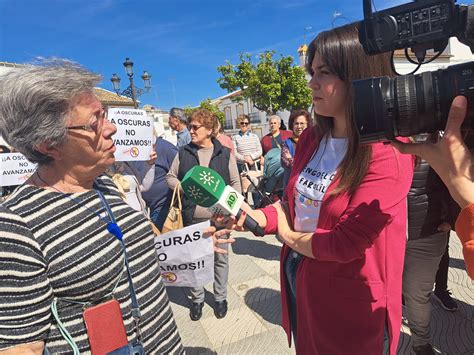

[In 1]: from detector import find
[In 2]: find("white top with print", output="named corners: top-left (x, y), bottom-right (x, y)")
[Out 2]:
top-left (294, 134), bottom-right (348, 232)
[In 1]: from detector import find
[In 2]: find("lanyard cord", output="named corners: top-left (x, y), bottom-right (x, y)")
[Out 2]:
top-left (96, 190), bottom-right (142, 341)
top-left (35, 171), bottom-right (129, 306)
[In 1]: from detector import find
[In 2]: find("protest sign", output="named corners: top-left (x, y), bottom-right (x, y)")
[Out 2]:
top-left (108, 108), bottom-right (153, 161)
top-left (0, 153), bottom-right (37, 187)
top-left (154, 221), bottom-right (214, 288)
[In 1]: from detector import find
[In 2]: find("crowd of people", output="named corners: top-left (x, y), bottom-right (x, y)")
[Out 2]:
top-left (0, 21), bottom-right (472, 355)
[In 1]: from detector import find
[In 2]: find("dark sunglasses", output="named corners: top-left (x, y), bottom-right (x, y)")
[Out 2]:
top-left (188, 124), bottom-right (204, 131)
top-left (240, 122), bottom-right (250, 126)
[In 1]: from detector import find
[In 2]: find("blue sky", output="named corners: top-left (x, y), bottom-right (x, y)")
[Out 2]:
top-left (0, 0), bottom-right (464, 110)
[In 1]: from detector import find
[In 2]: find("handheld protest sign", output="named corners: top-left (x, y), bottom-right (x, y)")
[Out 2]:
top-left (154, 221), bottom-right (214, 288)
top-left (0, 153), bottom-right (37, 186)
top-left (181, 166), bottom-right (225, 208)
top-left (108, 108), bottom-right (153, 161)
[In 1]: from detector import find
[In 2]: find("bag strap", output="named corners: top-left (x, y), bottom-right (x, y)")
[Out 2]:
top-left (176, 183), bottom-right (182, 210)
top-left (170, 183), bottom-right (182, 210)
top-left (272, 134), bottom-right (282, 149)
top-left (285, 138), bottom-right (296, 157)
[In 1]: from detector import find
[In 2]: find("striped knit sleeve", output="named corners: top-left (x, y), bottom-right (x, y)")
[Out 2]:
top-left (250, 134), bottom-right (263, 161)
top-left (232, 135), bottom-right (245, 162)
top-left (0, 207), bottom-right (52, 350)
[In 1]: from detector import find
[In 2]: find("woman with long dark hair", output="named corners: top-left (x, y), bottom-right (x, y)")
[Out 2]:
top-left (215, 23), bottom-right (414, 354)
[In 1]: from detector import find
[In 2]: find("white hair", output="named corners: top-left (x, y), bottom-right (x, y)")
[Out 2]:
top-left (268, 115), bottom-right (281, 124)
top-left (0, 59), bottom-right (101, 164)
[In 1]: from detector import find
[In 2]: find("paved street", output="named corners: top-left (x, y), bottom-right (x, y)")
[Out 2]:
top-left (165, 231), bottom-right (473, 354)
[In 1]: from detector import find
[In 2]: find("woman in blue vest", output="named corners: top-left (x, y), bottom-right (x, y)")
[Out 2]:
top-left (281, 109), bottom-right (312, 185)
top-left (166, 109), bottom-right (241, 322)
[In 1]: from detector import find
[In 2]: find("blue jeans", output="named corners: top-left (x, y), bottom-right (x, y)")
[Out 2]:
top-left (150, 207), bottom-right (169, 231)
top-left (107, 340), bottom-right (145, 355)
top-left (284, 250), bottom-right (303, 344)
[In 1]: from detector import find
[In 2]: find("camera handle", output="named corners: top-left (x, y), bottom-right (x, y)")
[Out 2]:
top-left (457, 5), bottom-right (474, 54)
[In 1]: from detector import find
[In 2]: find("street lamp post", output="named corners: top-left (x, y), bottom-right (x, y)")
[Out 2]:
top-left (110, 58), bottom-right (152, 109)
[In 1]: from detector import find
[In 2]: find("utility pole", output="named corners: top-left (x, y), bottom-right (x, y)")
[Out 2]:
top-left (169, 77), bottom-right (177, 107)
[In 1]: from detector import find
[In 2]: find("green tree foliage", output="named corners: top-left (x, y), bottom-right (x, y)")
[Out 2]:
top-left (217, 51), bottom-right (312, 114)
top-left (184, 98), bottom-right (225, 125)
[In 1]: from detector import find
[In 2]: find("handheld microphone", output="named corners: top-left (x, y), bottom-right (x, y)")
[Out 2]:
top-left (181, 166), bottom-right (265, 236)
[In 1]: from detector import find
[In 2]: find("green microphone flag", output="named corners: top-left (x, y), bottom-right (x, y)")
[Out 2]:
top-left (182, 166), bottom-right (225, 208)
top-left (181, 166), bottom-right (264, 236)
top-left (182, 166), bottom-right (244, 216)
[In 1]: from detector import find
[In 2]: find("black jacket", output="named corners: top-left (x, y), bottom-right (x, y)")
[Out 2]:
top-left (407, 159), bottom-right (454, 240)
top-left (177, 138), bottom-right (231, 226)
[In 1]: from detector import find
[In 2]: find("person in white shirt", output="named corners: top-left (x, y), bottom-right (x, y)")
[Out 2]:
top-left (232, 114), bottom-right (262, 172)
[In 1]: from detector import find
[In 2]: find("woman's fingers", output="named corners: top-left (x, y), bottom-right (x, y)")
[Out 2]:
top-left (211, 214), bottom-right (247, 231)
top-left (214, 237), bottom-right (236, 254)
top-left (211, 214), bottom-right (231, 227)
top-left (212, 228), bottom-right (235, 254)
top-left (214, 228), bottom-right (233, 238)
top-left (235, 211), bottom-right (246, 228)
top-left (203, 226), bottom-right (217, 237)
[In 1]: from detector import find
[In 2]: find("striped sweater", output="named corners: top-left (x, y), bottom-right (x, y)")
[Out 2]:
top-left (0, 176), bottom-right (183, 354)
top-left (231, 132), bottom-right (263, 163)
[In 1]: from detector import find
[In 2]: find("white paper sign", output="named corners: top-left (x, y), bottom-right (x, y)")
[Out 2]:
top-left (108, 108), bottom-right (153, 161)
top-left (154, 221), bottom-right (214, 288)
top-left (0, 153), bottom-right (37, 186)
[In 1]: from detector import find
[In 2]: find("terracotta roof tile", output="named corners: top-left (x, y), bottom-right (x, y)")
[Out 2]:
top-left (393, 48), bottom-right (452, 59)
top-left (93, 87), bottom-right (136, 107)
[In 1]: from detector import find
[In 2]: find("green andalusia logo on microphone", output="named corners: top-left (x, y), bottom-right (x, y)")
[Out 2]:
top-left (181, 166), bottom-right (225, 208)
top-left (199, 170), bottom-right (215, 186)
top-left (187, 185), bottom-right (203, 200)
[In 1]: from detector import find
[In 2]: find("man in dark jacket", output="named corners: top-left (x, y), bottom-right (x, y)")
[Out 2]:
top-left (140, 137), bottom-right (178, 230)
top-left (403, 135), bottom-right (458, 355)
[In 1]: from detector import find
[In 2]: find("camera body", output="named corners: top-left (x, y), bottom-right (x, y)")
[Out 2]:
top-left (359, 0), bottom-right (463, 55)
top-left (353, 60), bottom-right (474, 142)
top-left (355, 0), bottom-right (474, 143)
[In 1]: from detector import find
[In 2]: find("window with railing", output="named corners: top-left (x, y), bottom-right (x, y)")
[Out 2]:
top-left (236, 103), bottom-right (244, 117)
top-left (224, 106), bottom-right (232, 129)
top-left (249, 112), bottom-right (263, 124)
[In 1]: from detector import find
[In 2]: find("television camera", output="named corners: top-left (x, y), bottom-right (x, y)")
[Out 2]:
top-left (354, 0), bottom-right (474, 143)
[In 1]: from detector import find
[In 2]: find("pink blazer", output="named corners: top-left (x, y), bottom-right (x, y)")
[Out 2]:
top-left (261, 128), bottom-right (414, 354)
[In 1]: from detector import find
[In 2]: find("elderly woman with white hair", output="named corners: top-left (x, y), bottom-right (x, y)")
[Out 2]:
top-left (0, 60), bottom-right (184, 354)
top-left (259, 115), bottom-right (292, 200)
top-left (260, 115), bottom-right (292, 156)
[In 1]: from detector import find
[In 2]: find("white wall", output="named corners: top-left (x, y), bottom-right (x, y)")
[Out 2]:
top-left (394, 37), bottom-right (473, 74)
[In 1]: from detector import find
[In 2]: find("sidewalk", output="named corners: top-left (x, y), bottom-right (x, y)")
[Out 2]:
top-left (165, 232), bottom-right (473, 354)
